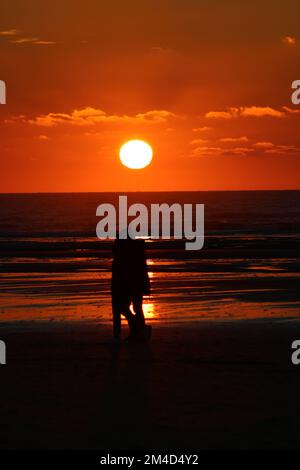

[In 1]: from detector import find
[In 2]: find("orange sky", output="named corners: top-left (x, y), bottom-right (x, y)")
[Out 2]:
top-left (1, 0), bottom-right (300, 192)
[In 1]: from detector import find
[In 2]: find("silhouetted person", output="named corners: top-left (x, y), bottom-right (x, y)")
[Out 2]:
top-left (111, 235), bottom-right (151, 340)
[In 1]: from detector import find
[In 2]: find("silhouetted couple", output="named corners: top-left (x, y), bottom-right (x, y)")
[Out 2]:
top-left (111, 235), bottom-right (151, 341)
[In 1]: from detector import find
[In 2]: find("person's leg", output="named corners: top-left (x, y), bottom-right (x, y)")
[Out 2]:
top-left (132, 295), bottom-right (145, 330)
top-left (122, 305), bottom-right (136, 330)
top-left (113, 289), bottom-right (135, 337)
top-left (112, 300), bottom-right (121, 339)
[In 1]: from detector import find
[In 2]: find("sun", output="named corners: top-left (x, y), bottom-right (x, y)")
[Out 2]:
top-left (119, 140), bottom-right (153, 169)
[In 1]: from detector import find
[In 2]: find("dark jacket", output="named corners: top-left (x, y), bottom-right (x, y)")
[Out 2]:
top-left (111, 238), bottom-right (150, 297)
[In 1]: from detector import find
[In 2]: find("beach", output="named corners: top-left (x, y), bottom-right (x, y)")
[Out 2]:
top-left (1, 191), bottom-right (300, 449)
top-left (1, 320), bottom-right (300, 450)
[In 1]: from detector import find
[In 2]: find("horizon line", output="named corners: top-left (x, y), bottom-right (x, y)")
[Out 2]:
top-left (1, 189), bottom-right (300, 195)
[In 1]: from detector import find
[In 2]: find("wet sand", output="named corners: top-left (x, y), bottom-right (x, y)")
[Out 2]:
top-left (1, 236), bottom-right (300, 323)
top-left (1, 320), bottom-right (300, 450)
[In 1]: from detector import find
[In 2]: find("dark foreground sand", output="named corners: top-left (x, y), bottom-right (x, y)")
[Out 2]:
top-left (1, 320), bottom-right (300, 450)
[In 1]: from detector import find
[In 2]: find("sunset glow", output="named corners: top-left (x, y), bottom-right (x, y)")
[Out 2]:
top-left (1, 2), bottom-right (300, 191)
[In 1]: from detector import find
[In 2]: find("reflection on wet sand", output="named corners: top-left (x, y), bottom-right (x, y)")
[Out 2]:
top-left (0, 236), bottom-right (300, 325)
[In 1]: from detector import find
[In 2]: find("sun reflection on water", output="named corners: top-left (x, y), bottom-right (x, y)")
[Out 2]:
top-left (143, 301), bottom-right (156, 319)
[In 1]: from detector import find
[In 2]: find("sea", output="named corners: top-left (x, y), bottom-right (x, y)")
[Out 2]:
top-left (0, 191), bottom-right (300, 326)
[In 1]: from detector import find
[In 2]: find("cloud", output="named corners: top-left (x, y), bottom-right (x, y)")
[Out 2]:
top-left (135, 110), bottom-right (178, 122)
top-left (282, 106), bottom-right (300, 115)
top-left (219, 136), bottom-right (249, 143)
top-left (0, 29), bottom-right (20, 36)
top-left (190, 138), bottom-right (209, 145)
top-left (192, 126), bottom-right (213, 132)
top-left (10, 37), bottom-right (39, 44)
top-left (240, 106), bottom-right (285, 118)
top-left (1, 29), bottom-right (56, 45)
top-left (191, 146), bottom-right (254, 157)
top-left (205, 109), bottom-right (238, 119)
top-left (191, 139), bottom-right (300, 158)
top-left (222, 147), bottom-right (254, 156)
top-left (148, 46), bottom-right (177, 61)
top-left (205, 106), bottom-right (287, 119)
top-left (282, 35), bottom-right (297, 45)
top-left (191, 146), bottom-right (223, 156)
top-left (265, 145), bottom-right (300, 155)
top-left (149, 46), bottom-right (173, 55)
top-left (10, 37), bottom-right (56, 45)
top-left (254, 142), bottom-right (275, 149)
top-left (38, 135), bottom-right (50, 140)
top-left (32, 40), bottom-right (56, 45)
top-left (254, 141), bottom-right (300, 155)
top-left (10, 107), bottom-right (180, 127)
